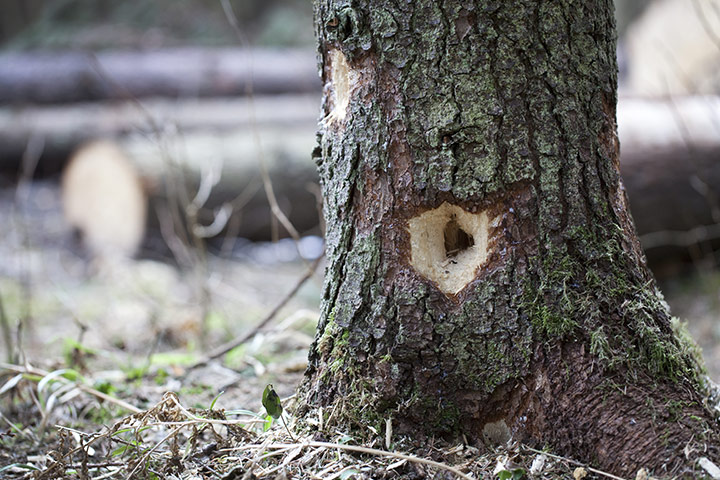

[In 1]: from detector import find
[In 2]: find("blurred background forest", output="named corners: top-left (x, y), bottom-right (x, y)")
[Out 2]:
top-left (1, 0), bottom-right (720, 474)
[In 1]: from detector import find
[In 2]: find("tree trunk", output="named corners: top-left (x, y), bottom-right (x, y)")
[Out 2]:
top-left (299, 0), bottom-right (720, 477)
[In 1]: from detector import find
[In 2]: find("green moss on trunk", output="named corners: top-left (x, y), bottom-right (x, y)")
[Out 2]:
top-left (300, 0), bottom-right (719, 476)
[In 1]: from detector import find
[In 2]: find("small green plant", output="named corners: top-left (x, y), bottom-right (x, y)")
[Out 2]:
top-left (497, 468), bottom-right (525, 480)
top-left (261, 384), bottom-right (295, 440)
top-left (93, 379), bottom-right (115, 395)
top-left (62, 338), bottom-right (97, 369)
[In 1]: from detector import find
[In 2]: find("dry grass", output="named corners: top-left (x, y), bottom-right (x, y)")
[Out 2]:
top-left (0, 360), bottom-right (637, 480)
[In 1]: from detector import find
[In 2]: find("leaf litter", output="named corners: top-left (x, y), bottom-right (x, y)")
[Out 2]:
top-left (1, 355), bottom-right (653, 480)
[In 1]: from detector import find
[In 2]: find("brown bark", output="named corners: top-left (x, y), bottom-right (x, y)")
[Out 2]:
top-left (299, 0), bottom-right (720, 477)
top-left (3, 93), bottom-right (720, 254)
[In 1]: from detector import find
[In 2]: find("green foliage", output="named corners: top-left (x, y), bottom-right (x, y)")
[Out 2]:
top-left (262, 384), bottom-right (283, 419)
top-left (154, 368), bottom-right (169, 385)
top-left (209, 391), bottom-right (224, 410)
top-left (93, 379), bottom-right (115, 395)
top-left (223, 345), bottom-right (247, 369)
top-left (522, 224), bottom-right (704, 387)
top-left (149, 352), bottom-right (197, 366)
top-left (62, 338), bottom-right (96, 368)
top-left (123, 364), bottom-right (147, 382)
top-left (497, 468), bottom-right (526, 480)
top-left (263, 414), bottom-right (274, 432)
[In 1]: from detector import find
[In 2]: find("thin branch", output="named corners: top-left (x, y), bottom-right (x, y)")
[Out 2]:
top-left (280, 415), bottom-right (296, 442)
top-left (77, 384), bottom-right (143, 415)
top-left (188, 254), bottom-right (323, 369)
top-left (231, 441), bottom-right (474, 480)
top-left (0, 292), bottom-right (11, 363)
top-left (125, 424), bottom-right (184, 479)
top-left (522, 446), bottom-right (627, 480)
top-left (0, 363), bottom-right (142, 414)
top-left (220, 0), bottom-right (306, 255)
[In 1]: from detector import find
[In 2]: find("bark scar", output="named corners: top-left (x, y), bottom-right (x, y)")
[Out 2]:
top-left (407, 202), bottom-right (498, 295)
top-left (324, 49), bottom-right (357, 126)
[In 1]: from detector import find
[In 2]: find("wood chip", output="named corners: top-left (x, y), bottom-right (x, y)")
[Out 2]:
top-left (530, 454), bottom-right (547, 475)
top-left (573, 466), bottom-right (588, 479)
top-left (699, 457), bottom-right (720, 479)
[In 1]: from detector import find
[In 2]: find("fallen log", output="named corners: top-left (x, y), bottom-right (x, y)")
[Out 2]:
top-left (3, 95), bottom-right (720, 261)
top-left (0, 47), bottom-right (320, 105)
top-left (0, 94), bottom-right (319, 174)
top-left (617, 95), bottom-right (720, 254)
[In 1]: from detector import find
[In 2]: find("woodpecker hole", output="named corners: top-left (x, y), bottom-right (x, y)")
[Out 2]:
top-left (443, 217), bottom-right (474, 258)
top-left (407, 202), bottom-right (495, 295)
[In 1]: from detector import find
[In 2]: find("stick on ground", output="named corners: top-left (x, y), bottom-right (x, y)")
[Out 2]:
top-left (188, 254), bottom-right (323, 370)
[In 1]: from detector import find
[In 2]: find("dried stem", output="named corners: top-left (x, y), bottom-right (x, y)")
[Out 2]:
top-left (188, 253), bottom-right (323, 369)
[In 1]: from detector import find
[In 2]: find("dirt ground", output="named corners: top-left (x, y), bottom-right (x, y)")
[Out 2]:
top-left (2, 180), bottom-right (720, 479)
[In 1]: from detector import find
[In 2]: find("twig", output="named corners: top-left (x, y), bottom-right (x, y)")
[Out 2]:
top-left (188, 254), bottom-right (323, 369)
top-left (232, 441), bottom-right (474, 480)
top-left (110, 418), bottom-right (265, 429)
top-left (220, 0), bottom-right (308, 260)
top-left (310, 441), bottom-right (473, 479)
top-left (258, 157), bottom-right (302, 243)
top-left (91, 467), bottom-right (123, 480)
top-left (522, 445), bottom-right (628, 480)
top-left (163, 392), bottom-right (264, 426)
top-left (280, 415), bottom-right (296, 442)
top-left (125, 424), bottom-right (184, 479)
top-left (77, 385), bottom-right (143, 414)
top-left (0, 363), bottom-right (142, 414)
top-left (0, 292), bottom-right (11, 363)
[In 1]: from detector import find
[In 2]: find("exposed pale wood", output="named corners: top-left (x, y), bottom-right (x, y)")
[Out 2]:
top-left (2, 95), bottom-right (719, 245)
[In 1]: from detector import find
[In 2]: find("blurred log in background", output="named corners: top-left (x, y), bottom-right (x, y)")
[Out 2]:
top-left (0, 0), bottom-right (719, 274)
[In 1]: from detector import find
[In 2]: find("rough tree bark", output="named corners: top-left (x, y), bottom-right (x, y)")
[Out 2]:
top-left (300, 0), bottom-right (720, 477)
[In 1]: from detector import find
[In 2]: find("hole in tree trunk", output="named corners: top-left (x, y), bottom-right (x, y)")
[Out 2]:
top-left (407, 202), bottom-right (493, 295)
top-left (444, 217), bottom-right (474, 258)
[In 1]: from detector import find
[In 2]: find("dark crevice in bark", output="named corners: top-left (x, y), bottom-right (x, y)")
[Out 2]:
top-left (301, 1), bottom-right (720, 478)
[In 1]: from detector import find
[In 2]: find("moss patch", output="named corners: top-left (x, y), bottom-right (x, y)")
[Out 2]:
top-left (523, 225), bottom-right (705, 387)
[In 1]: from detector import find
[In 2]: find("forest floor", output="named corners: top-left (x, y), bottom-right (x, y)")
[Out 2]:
top-left (2, 181), bottom-right (720, 480)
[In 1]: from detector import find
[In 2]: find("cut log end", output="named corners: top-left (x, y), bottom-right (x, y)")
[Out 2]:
top-left (61, 140), bottom-right (147, 260)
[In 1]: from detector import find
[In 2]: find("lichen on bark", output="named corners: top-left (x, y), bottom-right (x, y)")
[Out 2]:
top-left (300, 0), bottom-right (720, 476)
